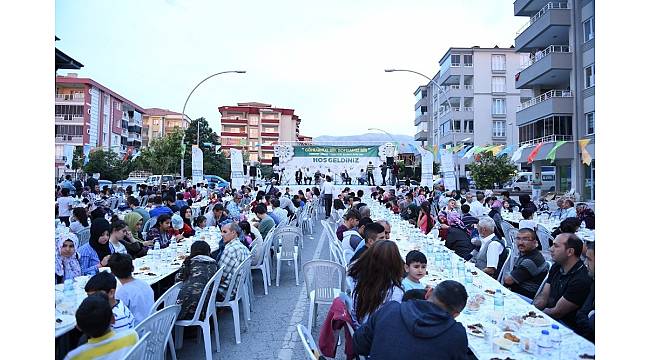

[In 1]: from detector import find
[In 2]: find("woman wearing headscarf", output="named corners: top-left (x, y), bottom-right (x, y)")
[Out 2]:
top-left (175, 241), bottom-right (218, 320)
top-left (77, 218), bottom-right (113, 275)
top-left (488, 200), bottom-right (506, 239)
top-left (179, 206), bottom-right (196, 237)
top-left (444, 211), bottom-right (474, 260)
top-left (55, 232), bottom-right (82, 283)
top-left (417, 201), bottom-right (435, 235)
top-left (437, 210), bottom-right (451, 240)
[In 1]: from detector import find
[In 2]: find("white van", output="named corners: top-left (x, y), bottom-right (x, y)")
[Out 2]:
top-left (506, 171), bottom-right (556, 192)
top-left (145, 175), bottom-right (175, 187)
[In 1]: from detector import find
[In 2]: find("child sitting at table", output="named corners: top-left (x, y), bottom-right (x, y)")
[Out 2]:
top-left (84, 271), bottom-right (135, 332)
top-left (64, 293), bottom-right (139, 360)
top-left (402, 250), bottom-right (427, 292)
top-left (107, 253), bottom-right (154, 326)
top-left (194, 215), bottom-right (207, 231)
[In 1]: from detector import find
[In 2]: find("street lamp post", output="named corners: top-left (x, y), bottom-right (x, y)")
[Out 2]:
top-left (179, 70), bottom-right (246, 180)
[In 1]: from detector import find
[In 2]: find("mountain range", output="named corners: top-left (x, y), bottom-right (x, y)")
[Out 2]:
top-left (314, 133), bottom-right (419, 146)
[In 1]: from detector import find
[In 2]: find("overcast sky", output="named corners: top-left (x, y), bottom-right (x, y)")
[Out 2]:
top-left (55, 0), bottom-right (527, 138)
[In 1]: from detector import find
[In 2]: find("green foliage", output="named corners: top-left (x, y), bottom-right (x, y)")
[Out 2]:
top-left (136, 128), bottom-right (184, 175)
top-left (182, 118), bottom-right (230, 180)
top-left (82, 149), bottom-right (127, 182)
top-left (71, 146), bottom-right (85, 170)
top-left (467, 152), bottom-right (518, 190)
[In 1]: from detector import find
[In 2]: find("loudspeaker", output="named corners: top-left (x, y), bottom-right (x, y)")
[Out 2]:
top-left (386, 157), bottom-right (394, 166)
top-left (249, 166), bottom-right (257, 176)
top-left (243, 165), bottom-right (248, 176)
top-left (272, 156), bottom-right (279, 165)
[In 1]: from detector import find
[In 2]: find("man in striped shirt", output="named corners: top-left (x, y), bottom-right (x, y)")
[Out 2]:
top-left (64, 293), bottom-right (138, 360)
top-left (366, 162), bottom-right (376, 186)
top-left (84, 271), bottom-right (135, 332)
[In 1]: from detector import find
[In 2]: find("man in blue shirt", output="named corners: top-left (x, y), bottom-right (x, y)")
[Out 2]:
top-left (149, 195), bottom-right (173, 218)
top-left (226, 193), bottom-right (243, 220)
top-left (174, 193), bottom-right (188, 210)
top-left (60, 175), bottom-right (76, 196)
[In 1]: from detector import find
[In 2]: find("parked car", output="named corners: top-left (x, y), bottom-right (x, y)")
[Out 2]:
top-left (204, 175), bottom-right (230, 190)
top-left (145, 175), bottom-right (175, 187)
top-left (504, 171), bottom-right (556, 192)
top-left (98, 180), bottom-right (113, 190)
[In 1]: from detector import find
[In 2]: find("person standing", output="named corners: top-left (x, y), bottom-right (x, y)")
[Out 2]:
top-left (366, 161), bottom-right (376, 186)
top-left (249, 165), bottom-right (257, 188)
top-left (391, 163), bottom-right (399, 186)
top-left (531, 172), bottom-right (543, 202)
top-left (304, 167), bottom-right (312, 185)
top-left (380, 162), bottom-right (388, 186)
top-left (321, 175), bottom-right (335, 218)
top-left (295, 167), bottom-right (303, 185)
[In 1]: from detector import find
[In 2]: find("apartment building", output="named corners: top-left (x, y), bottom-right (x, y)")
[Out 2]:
top-left (55, 74), bottom-right (145, 174)
top-left (416, 47), bottom-right (532, 174)
top-left (218, 102), bottom-right (304, 165)
top-left (141, 108), bottom-right (190, 147)
top-left (513, 0), bottom-right (595, 200)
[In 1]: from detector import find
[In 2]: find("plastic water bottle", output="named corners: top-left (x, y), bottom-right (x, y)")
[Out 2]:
top-left (153, 240), bottom-right (161, 261)
top-left (170, 237), bottom-right (178, 256)
top-left (465, 269), bottom-right (473, 285)
top-left (550, 324), bottom-right (561, 348)
top-left (457, 260), bottom-right (466, 278)
top-left (537, 330), bottom-right (553, 357)
top-left (494, 289), bottom-right (504, 313)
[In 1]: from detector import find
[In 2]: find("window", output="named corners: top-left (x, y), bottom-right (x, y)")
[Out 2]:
top-left (492, 98), bottom-right (506, 115)
top-left (464, 120), bottom-right (474, 133)
top-left (583, 17), bottom-right (594, 42)
top-left (451, 54), bottom-right (461, 67)
top-left (491, 54), bottom-right (506, 71)
top-left (453, 120), bottom-right (461, 132)
top-left (491, 77), bottom-right (506, 93)
top-left (586, 112), bottom-right (594, 135)
top-left (250, 127), bottom-right (259, 138)
top-left (463, 54), bottom-right (473, 67)
top-left (493, 120), bottom-right (506, 137)
top-left (419, 106), bottom-right (428, 115)
top-left (249, 117), bottom-right (259, 125)
top-left (584, 65), bottom-right (595, 88)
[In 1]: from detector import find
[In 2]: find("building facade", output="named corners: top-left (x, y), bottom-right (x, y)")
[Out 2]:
top-left (55, 74), bottom-right (144, 175)
top-left (141, 108), bottom-right (190, 147)
top-left (416, 47), bottom-right (532, 174)
top-left (512, 0), bottom-right (595, 200)
top-left (218, 102), bottom-right (305, 165)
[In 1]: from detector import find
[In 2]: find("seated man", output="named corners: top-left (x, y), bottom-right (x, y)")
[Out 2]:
top-left (217, 223), bottom-right (251, 300)
top-left (64, 293), bottom-right (139, 360)
top-left (471, 217), bottom-right (508, 279)
top-left (400, 193), bottom-right (420, 225)
top-left (165, 195), bottom-right (179, 213)
top-left (519, 208), bottom-right (537, 231)
top-left (353, 280), bottom-right (468, 360)
top-left (226, 193), bottom-right (243, 220)
top-left (349, 222), bottom-right (386, 264)
top-left (460, 204), bottom-right (479, 229)
top-left (560, 199), bottom-right (577, 220)
top-left (375, 220), bottom-right (392, 240)
top-left (206, 203), bottom-right (230, 228)
top-left (504, 228), bottom-right (549, 300)
top-left (575, 241), bottom-right (595, 342)
top-left (270, 198), bottom-right (288, 224)
top-left (550, 198), bottom-right (565, 219)
top-left (149, 195), bottom-right (173, 218)
top-left (533, 233), bottom-right (591, 331)
top-left (336, 209), bottom-right (361, 241)
top-left (253, 204), bottom-right (276, 240)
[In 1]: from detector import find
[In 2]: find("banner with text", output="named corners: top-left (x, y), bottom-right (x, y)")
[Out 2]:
top-left (230, 148), bottom-right (246, 189)
top-left (440, 148), bottom-right (456, 191)
top-left (191, 145), bottom-right (204, 184)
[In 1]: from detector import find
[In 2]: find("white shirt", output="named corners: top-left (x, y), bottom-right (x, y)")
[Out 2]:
top-left (469, 200), bottom-right (487, 218)
top-left (115, 279), bottom-right (155, 325)
top-left (321, 181), bottom-right (335, 195)
top-left (479, 233), bottom-right (504, 269)
top-left (519, 219), bottom-right (537, 230)
top-left (305, 169), bottom-right (312, 177)
top-left (57, 196), bottom-right (74, 217)
top-left (272, 207), bottom-right (288, 223)
top-left (110, 240), bottom-right (127, 254)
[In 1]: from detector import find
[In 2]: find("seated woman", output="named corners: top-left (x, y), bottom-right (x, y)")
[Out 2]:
top-left (417, 201), bottom-right (434, 235)
top-left (110, 216), bottom-right (148, 258)
top-left (444, 211), bottom-right (474, 261)
top-left (78, 219), bottom-right (113, 275)
top-left (488, 200), bottom-right (506, 239)
top-left (179, 206), bottom-right (196, 237)
top-left (146, 214), bottom-right (175, 249)
top-left (175, 241), bottom-right (218, 320)
top-left (69, 207), bottom-right (90, 234)
top-left (576, 203), bottom-right (595, 230)
top-left (437, 211), bottom-right (450, 240)
top-left (348, 240), bottom-right (404, 326)
top-left (550, 217), bottom-right (582, 241)
top-left (238, 220), bottom-right (257, 249)
top-left (333, 199), bottom-right (346, 219)
top-left (55, 232), bottom-right (82, 283)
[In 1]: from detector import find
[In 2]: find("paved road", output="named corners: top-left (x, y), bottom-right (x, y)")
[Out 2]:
top-left (177, 212), bottom-right (345, 360)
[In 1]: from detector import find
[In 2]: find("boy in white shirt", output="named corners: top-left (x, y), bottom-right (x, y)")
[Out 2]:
top-left (84, 271), bottom-right (135, 332)
top-left (108, 253), bottom-right (154, 325)
top-left (57, 187), bottom-right (75, 227)
top-left (402, 250), bottom-right (428, 292)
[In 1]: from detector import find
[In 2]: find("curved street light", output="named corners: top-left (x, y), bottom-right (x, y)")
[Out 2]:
top-left (179, 70), bottom-right (246, 179)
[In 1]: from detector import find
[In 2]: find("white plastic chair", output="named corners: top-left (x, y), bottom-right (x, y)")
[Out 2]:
top-left (534, 260), bottom-right (554, 299)
top-left (124, 331), bottom-right (151, 360)
top-left (507, 228), bottom-right (520, 259)
top-left (275, 225), bottom-right (304, 250)
top-left (276, 230), bottom-right (301, 286)
top-left (174, 267), bottom-right (224, 358)
top-left (302, 260), bottom-right (347, 330)
top-left (143, 216), bottom-right (157, 234)
top-left (251, 229), bottom-right (275, 295)
top-left (148, 282), bottom-right (182, 360)
top-left (536, 225), bottom-right (552, 252)
top-left (500, 221), bottom-right (516, 247)
top-left (134, 305), bottom-right (181, 360)
top-left (299, 205), bottom-right (313, 235)
top-left (321, 220), bottom-right (345, 266)
top-left (296, 324), bottom-right (321, 360)
top-left (75, 228), bottom-right (91, 248)
top-left (497, 248), bottom-right (512, 284)
top-left (216, 255), bottom-right (252, 344)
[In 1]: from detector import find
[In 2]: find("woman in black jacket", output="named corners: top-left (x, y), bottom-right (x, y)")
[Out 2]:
top-left (444, 212), bottom-right (474, 260)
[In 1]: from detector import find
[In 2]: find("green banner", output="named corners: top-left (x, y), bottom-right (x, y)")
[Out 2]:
top-left (293, 146), bottom-right (379, 157)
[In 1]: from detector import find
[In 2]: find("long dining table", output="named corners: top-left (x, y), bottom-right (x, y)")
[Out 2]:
top-left (366, 198), bottom-right (596, 360)
top-left (54, 227), bottom-right (222, 338)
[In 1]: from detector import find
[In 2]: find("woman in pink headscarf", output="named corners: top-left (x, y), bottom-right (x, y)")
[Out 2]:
top-left (444, 211), bottom-right (474, 260)
top-left (488, 199), bottom-right (506, 238)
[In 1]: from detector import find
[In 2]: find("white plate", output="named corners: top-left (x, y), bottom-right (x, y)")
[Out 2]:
top-left (523, 316), bottom-right (551, 327)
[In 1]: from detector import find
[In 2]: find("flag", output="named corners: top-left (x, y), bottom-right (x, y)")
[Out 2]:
top-left (511, 144), bottom-right (529, 162)
top-left (545, 141), bottom-right (567, 163)
top-left (83, 144), bottom-right (91, 165)
top-left (491, 145), bottom-right (504, 156)
top-left (458, 145), bottom-right (471, 158)
top-left (579, 139), bottom-right (592, 165)
top-left (481, 145), bottom-right (495, 153)
top-left (497, 144), bottom-right (514, 157)
top-left (432, 145), bottom-right (439, 160)
top-left (527, 142), bottom-right (545, 164)
top-left (462, 146), bottom-right (476, 159)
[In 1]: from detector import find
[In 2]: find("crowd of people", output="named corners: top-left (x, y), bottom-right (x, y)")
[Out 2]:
top-left (55, 173), bottom-right (596, 359)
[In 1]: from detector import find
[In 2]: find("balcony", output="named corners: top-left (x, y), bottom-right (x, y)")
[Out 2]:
top-left (55, 93), bottom-right (85, 103)
top-left (515, 2), bottom-right (571, 52)
top-left (414, 130), bottom-right (428, 142)
top-left (221, 117), bottom-right (248, 124)
top-left (516, 90), bottom-right (573, 126)
top-left (261, 118), bottom-right (280, 124)
top-left (221, 131), bottom-right (247, 137)
top-left (414, 113), bottom-right (430, 126)
top-left (261, 132), bottom-right (280, 137)
top-left (516, 45), bottom-right (572, 88)
top-left (439, 107), bottom-right (472, 122)
top-left (121, 128), bottom-right (128, 137)
top-left (128, 117), bottom-right (143, 127)
top-left (128, 133), bottom-right (141, 142)
top-left (514, 0), bottom-right (555, 16)
top-left (438, 65), bottom-right (463, 86)
top-left (55, 114), bottom-right (84, 124)
top-left (55, 134), bottom-right (84, 144)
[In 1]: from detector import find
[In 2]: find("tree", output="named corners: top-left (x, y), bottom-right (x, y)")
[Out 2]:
top-left (83, 149), bottom-right (127, 182)
top-left (183, 118), bottom-right (230, 180)
top-left (71, 146), bottom-right (85, 171)
top-left (136, 128), bottom-right (184, 175)
top-left (467, 152), bottom-right (518, 190)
